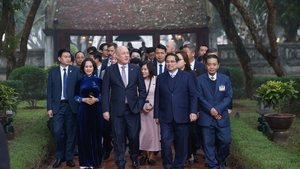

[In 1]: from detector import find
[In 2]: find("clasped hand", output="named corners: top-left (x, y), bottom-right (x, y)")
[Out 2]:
top-left (210, 108), bottom-right (222, 120)
top-left (83, 95), bottom-right (98, 105)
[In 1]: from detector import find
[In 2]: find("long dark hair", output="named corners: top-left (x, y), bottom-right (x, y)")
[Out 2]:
top-left (139, 60), bottom-right (155, 79)
top-left (176, 51), bottom-right (191, 71)
top-left (80, 58), bottom-right (97, 75)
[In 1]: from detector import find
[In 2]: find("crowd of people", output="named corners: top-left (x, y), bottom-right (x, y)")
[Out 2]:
top-left (46, 41), bottom-right (233, 169)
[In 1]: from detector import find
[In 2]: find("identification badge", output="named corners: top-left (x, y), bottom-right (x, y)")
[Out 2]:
top-left (219, 85), bottom-right (225, 91)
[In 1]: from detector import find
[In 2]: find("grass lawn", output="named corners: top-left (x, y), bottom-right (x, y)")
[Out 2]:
top-left (229, 99), bottom-right (300, 168)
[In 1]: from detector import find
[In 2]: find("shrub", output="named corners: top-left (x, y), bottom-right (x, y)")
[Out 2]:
top-left (225, 66), bottom-right (245, 99)
top-left (45, 62), bottom-right (59, 74)
top-left (8, 66), bottom-right (47, 108)
top-left (0, 80), bottom-right (25, 100)
top-left (0, 84), bottom-right (19, 112)
top-left (70, 44), bottom-right (78, 56)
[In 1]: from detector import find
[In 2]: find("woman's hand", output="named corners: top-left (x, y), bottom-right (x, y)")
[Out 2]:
top-left (83, 95), bottom-right (98, 105)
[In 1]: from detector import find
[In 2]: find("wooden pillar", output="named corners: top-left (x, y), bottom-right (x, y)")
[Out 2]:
top-left (153, 31), bottom-right (160, 47)
top-left (106, 32), bottom-right (113, 43)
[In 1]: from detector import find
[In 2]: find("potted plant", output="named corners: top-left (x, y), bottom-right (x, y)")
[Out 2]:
top-left (255, 80), bottom-right (298, 144)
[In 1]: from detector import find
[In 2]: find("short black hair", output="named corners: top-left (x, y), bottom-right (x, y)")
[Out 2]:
top-left (75, 51), bottom-right (85, 58)
top-left (107, 42), bottom-right (118, 49)
top-left (183, 44), bottom-right (195, 53)
top-left (99, 43), bottom-right (108, 51)
top-left (139, 60), bottom-right (155, 79)
top-left (80, 58), bottom-right (98, 75)
top-left (58, 48), bottom-right (70, 57)
top-left (155, 44), bottom-right (167, 52)
top-left (86, 46), bottom-right (97, 53)
top-left (130, 48), bottom-right (141, 58)
top-left (165, 53), bottom-right (179, 62)
top-left (205, 54), bottom-right (220, 63)
top-left (206, 48), bottom-right (218, 53)
top-left (146, 47), bottom-right (155, 54)
top-left (92, 51), bottom-right (102, 62)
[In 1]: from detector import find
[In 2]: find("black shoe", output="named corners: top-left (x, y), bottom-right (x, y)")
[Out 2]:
top-left (52, 158), bottom-right (65, 168)
top-left (132, 160), bottom-right (140, 169)
top-left (188, 160), bottom-right (194, 166)
top-left (205, 163), bottom-right (209, 167)
top-left (103, 147), bottom-right (113, 160)
top-left (194, 155), bottom-right (199, 163)
top-left (66, 160), bottom-right (75, 167)
top-left (147, 159), bottom-right (156, 166)
top-left (139, 156), bottom-right (147, 165)
top-left (154, 151), bottom-right (159, 155)
top-left (117, 165), bottom-right (125, 169)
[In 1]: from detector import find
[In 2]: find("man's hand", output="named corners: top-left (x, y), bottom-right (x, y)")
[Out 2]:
top-left (210, 108), bottom-right (218, 117)
top-left (228, 109), bottom-right (232, 114)
top-left (214, 114), bottom-right (222, 120)
top-left (103, 112), bottom-right (110, 121)
top-left (47, 110), bottom-right (53, 118)
top-left (190, 113), bottom-right (198, 122)
top-left (155, 118), bottom-right (160, 125)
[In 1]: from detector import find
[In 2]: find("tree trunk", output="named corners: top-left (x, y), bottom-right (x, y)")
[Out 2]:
top-left (209, 0), bottom-right (254, 98)
top-left (231, 0), bottom-right (286, 77)
top-left (15, 0), bottom-right (42, 69)
top-left (282, 19), bottom-right (300, 42)
top-left (0, 1), bottom-right (10, 56)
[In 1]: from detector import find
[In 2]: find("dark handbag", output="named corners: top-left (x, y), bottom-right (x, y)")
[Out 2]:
top-left (47, 118), bottom-right (54, 136)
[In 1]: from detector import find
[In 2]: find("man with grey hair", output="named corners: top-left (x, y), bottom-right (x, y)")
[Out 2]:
top-left (166, 41), bottom-right (177, 54)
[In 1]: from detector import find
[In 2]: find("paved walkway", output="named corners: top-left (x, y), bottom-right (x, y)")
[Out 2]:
top-left (42, 149), bottom-right (231, 169)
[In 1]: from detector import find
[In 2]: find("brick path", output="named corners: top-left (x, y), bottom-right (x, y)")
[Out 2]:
top-left (41, 149), bottom-right (231, 169)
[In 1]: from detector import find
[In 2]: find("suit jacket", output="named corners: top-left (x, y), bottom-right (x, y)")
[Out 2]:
top-left (0, 124), bottom-right (10, 169)
top-left (47, 65), bottom-right (82, 115)
top-left (193, 60), bottom-right (205, 71)
top-left (102, 59), bottom-right (109, 69)
top-left (102, 63), bottom-right (146, 115)
top-left (153, 60), bottom-right (167, 76)
top-left (196, 73), bottom-right (233, 127)
top-left (196, 66), bottom-right (232, 109)
top-left (154, 69), bottom-right (198, 123)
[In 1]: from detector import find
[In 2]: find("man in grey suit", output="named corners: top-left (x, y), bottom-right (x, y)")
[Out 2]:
top-left (47, 49), bottom-right (82, 168)
top-left (102, 46), bottom-right (146, 169)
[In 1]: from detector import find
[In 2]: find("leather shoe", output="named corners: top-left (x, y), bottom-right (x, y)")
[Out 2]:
top-left (147, 159), bottom-right (156, 166)
top-left (132, 160), bottom-right (140, 169)
top-left (66, 160), bottom-right (75, 167)
top-left (117, 165), bottom-right (125, 169)
top-left (103, 147), bottom-right (113, 160)
top-left (52, 158), bottom-right (65, 168)
top-left (139, 156), bottom-right (147, 165)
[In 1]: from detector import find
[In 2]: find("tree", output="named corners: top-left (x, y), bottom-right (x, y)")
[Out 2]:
top-left (0, 0), bottom-right (42, 78)
top-left (209, 0), bottom-right (286, 98)
top-left (276, 0), bottom-right (300, 42)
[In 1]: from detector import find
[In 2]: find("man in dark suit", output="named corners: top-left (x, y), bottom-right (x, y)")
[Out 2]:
top-left (0, 124), bottom-right (10, 169)
top-left (154, 53), bottom-right (198, 169)
top-left (196, 55), bottom-right (233, 169)
top-left (102, 46), bottom-right (146, 169)
top-left (153, 44), bottom-right (168, 76)
top-left (183, 44), bottom-right (205, 71)
top-left (47, 49), bottom-right (82, 168)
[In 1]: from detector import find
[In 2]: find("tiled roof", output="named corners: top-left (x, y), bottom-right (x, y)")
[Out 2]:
top-left (54, 0), bottom-right (208, 30)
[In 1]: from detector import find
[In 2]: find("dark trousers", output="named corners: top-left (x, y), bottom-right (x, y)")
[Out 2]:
top-left (160, 120), bottom-right (189, 169)
top-left (110, 106), bottom-right (141, 166)
top-left (201, 121), bottom-right (231, 169)
top-left (53, 102), bottom-right (77, 160)
top-left (102, 122), bottom-right (113, 152)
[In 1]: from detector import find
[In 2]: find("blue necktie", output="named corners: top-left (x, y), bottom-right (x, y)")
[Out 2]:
top-left (63, 68), bottom-right (68, 99)
top-left (159, 64), bottom-right (162, 75)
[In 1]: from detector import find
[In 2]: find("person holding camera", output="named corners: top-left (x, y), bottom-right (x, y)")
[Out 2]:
top-left (138, 60), bottom-right (161, 166)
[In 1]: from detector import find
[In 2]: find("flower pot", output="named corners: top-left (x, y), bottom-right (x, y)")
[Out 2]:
top-left (264, 114), bottom-right (296, 132)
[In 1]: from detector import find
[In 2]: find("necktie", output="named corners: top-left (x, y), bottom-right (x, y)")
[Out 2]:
top-left (159, 64), bottom-right (162, 75)
top-left (121, 66), bottom-right (127, 87)
top-left (210, 76), bottom-right (215, 81)
top-left (63, 68), bottom-right (68, 99)
top-left (171, 74), bottom-right (175, 78)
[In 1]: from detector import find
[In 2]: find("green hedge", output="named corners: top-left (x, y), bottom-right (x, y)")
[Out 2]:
top-left (230, 116), bottom-right (300, 168)
top-left (225, 66), bottom-right (245, 99)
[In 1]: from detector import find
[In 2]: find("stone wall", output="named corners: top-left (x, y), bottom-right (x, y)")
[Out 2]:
top-left (218, 43), bottom-right (300, 76)
top-left (0, 49), bottom-right (44, 80)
